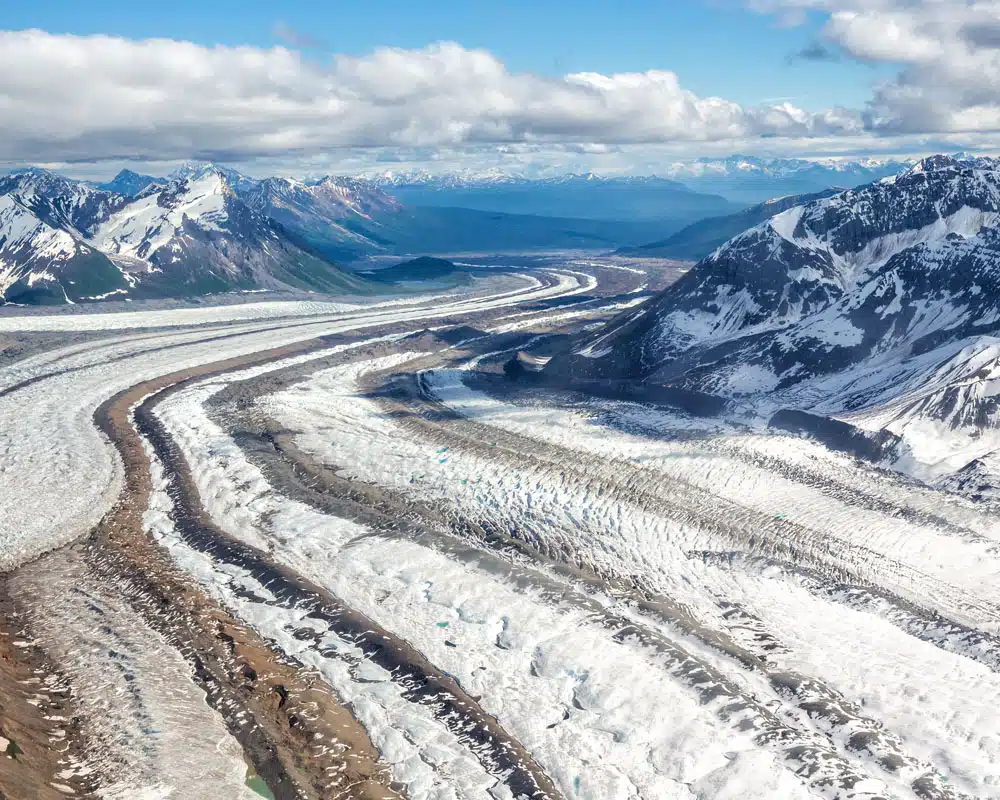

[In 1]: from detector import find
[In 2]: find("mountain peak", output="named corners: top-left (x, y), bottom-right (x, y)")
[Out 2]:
top-left (98, 169), bottom-right (163, 198)
top-left (168, 162), bottom-right (247, 186)
top-left (3, 167), bottom-right (80, 194)
top-left (906, 154), bottom-right (1000, 176)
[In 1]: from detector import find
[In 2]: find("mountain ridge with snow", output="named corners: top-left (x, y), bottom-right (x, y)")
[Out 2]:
top-left (0, 166), bottom-right (367, 303)
top-left (0, 162), bottom-right (697, 303)
top-left (547, 153), bottom-right (1000, 497)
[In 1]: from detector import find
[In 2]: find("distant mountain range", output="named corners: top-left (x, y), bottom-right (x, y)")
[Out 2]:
top-left (546, 154), bottom-right (1000, 495)
top-left (0, 155), bottom-right (941, 306)
top-left (361, 155), bottom-right (918, 209)
top-left (362, 171), bottom-right (738, 222)
top-left (655, 154), bottom-right (914, 204)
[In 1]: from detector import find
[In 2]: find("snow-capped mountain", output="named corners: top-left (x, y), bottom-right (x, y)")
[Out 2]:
top-left (0, 193), bottom-right (125, 304)
top-left (0, 168), bottom-right (129, 235)
top-left (363, 157), bottom-right (915, 205)
top-left (365, 170), bottom-right (712, 191)
top-left (549, 155), bottom-right (1000, 493)
top-left (168, 161), bottom-right (252, 190)
top-left (558, 154), bottom-right (1000, 382)
top-left (94, 168), bottom-right (366, 295)
top-left (0, 163), bottom-right (684, 303)
top-left (0, 167), bottom-right (365, 303)
top-left (663, 154), bottom-right (911, 180)
top-left (363, 167), bottom-right (529, 188)
top-left (236, 175), bottom-right (403, 260)
top-left (659, 154), bottom-right (914, 204)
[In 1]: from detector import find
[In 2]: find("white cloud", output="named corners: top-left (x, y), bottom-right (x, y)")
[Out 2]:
top-left (0, 29), bottom-right (861, 165)
top-left (751, 0), bottom-right (1000, 134)
top-left (8, 20), bottom-right (1000, 174)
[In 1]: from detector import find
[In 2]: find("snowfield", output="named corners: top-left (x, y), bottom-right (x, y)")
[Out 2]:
top-left (0, 268), bottom-right (628, 799)
top-left (155, 352), bottom-right (820, 800)
top-left (0, 298), bottom-right (362, 331)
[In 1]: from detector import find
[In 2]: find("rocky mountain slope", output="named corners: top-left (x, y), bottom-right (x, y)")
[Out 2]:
top-left (0, 193), bottom-right (124, 304)
top-left (0, 166), bottom-right (366, 303)
top-left (98, 169), bottom-right (163, 198)
top-left (547, 155), bottom-right (1000, 493)
top-left (236, 175), bottom-right (404, 261)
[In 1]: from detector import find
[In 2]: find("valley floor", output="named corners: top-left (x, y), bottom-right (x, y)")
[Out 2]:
top-left (0, 256), bottom-right (997, 800)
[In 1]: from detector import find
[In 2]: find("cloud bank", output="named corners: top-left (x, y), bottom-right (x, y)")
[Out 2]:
top-left (0, 29), bottom-right (860, 164)
top-left (7, 7), bottom-right (1000, 170)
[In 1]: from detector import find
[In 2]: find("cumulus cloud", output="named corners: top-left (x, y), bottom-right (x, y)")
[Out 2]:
top-left (752, 0), bottom-right (1000, 135)
top-left (0, 29), bottom-right (863, 164)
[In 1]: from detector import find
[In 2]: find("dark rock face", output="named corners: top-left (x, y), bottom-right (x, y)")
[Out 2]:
top-left (98, 169), bottom-right (162, 198)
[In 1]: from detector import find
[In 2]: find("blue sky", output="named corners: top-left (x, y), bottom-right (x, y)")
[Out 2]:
top-left (5, 0), bottom-right (892, 111)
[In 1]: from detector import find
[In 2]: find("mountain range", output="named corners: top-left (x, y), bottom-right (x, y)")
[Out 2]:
top-left (0, 166), bottom-right (368, 304)
top-left (362, 155), bottom-right (916, 209)
top-left (363, 171), bottom-right (738, 222)
top-left (546, 154), bottom-right (1000, 495)
top-left (655, 154), bottom-right (914, 204)
top-left (0, 165), bottom-right (691, 304)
